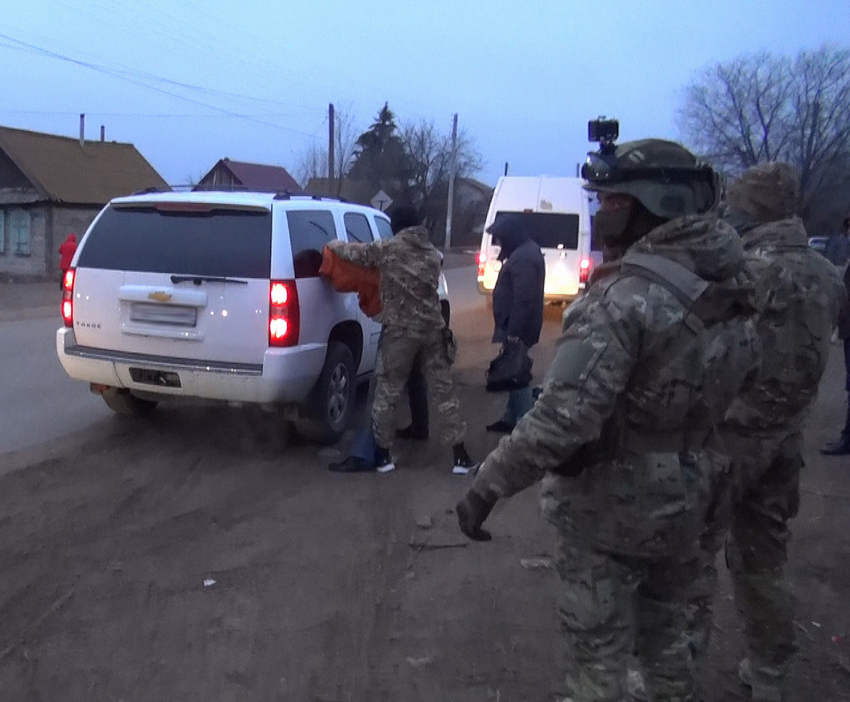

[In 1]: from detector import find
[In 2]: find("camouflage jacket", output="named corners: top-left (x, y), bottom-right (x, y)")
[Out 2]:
top-left (471, 214), bottom-right (761, 557)
top-left (329, 226), bottom-right (444, 333)
top-left (723, 217), bottom-right (844, 433)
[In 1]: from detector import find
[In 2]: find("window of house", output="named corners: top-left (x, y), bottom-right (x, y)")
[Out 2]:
top-left (286, 210), bottom-right (337, 278)
top-left (0, 210), bottom-right (5, 255)
top-left (11, 209), bottom-right (31, 256)
top-left (344, 212), bottom-right (374, 243)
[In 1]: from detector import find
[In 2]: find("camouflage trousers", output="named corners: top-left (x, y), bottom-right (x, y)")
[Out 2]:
top-left (725, 427), bottom-right (801, 700)
top-left (372, 326), bottom-right (466, 449)
top-left (555, 534), bottom-right (701, 702)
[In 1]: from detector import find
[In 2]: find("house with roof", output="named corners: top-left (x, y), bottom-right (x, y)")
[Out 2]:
top-left (0, 125), bottom-right (168, 278)
top-left (194, 158), bottom-right (303, 195)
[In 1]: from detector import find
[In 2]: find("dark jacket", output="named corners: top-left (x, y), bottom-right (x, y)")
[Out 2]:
top-left (823, 232), bottom-right (850, 267)
top-left (490, 217), bottom-right (545, 348)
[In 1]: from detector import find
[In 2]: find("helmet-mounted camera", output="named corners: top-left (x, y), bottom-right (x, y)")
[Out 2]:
top-left (582, 117), bottom-right (620, 182)
top-left (587, 117), bottom-right (619, 151)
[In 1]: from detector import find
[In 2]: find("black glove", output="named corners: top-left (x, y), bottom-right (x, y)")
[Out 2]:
top-left (456, 489), bottom-right (498, 541)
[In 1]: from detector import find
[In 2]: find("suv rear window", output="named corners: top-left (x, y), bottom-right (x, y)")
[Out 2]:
top-left (287, 210), bottom-right (338, 278)
top-left (493, 211), bottom-right (579, 250)
top-left (77, 205), bottom-right (272, 278)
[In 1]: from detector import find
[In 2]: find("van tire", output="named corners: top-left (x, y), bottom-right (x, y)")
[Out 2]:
top-left (102, 388), bottom-right (158, 417)
top-left (299, 342), bottom-right (356, 444)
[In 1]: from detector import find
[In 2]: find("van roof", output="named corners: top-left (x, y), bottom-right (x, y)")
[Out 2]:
top-left (490, 175), bottom-right (591, 214)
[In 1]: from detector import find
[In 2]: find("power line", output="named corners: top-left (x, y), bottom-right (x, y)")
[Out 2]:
top-left (0, 31), bottom-right (321, 139)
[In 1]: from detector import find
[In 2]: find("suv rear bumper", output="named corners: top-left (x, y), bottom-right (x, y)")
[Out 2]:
top-left (56, 328), bottom-right (326, 404)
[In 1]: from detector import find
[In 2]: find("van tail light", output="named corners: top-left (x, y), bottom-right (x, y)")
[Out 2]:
top-left (61, 268), bottom-right (75, 327)
top-left (579, 258), bottom-right (592, 286)
top-left (269, 280), bottom-right (299, 347)
top-left (477, 252), bottom-right (486, 278)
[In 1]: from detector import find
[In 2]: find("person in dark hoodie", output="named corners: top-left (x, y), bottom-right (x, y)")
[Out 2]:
top-left (485, 214), bottom-right (545, 433)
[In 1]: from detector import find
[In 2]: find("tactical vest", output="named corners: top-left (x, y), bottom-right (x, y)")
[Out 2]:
top-left (555, 251), bottom-right (757, 476)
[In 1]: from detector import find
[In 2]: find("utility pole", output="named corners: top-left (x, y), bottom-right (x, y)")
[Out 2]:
top-left (444, 113), bottom-right (458, 251)
top-left (328, 103), bottom-right (335, 185)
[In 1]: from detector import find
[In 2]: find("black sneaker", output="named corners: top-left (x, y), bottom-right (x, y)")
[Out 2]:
top-left (452, 444), bottom-right (480, 476)
top-left (328, 456), bottom-right (376, 473)
top-left (485, 419), bottom-right (514, 434)
top-left (374, 446), bottom-right (395, 474)
top-left (396, 425), bottom-right (429, 441)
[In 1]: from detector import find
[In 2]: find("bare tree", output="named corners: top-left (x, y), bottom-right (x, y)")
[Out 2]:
top-left (295, 107), bottom-right (359, 191)
top-left (400, 118), bottom-right (484, 231)
top-left (679, 45), bottom-right (850, 225)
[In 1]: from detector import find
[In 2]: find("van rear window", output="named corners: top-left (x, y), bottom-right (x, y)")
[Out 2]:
top-left (76, 205), bottom-right (272, 278)
top-left (492, 211), bottom-right (579, 250)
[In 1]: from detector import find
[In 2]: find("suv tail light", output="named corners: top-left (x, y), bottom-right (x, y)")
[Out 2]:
top-left (477, 252), bottom-right (486, 278)
top-left (269, 280), bottom-right (299, 347)
top-left (579, 257), bottom-right (592, 286)
top-left (61, 268), bottom-right (75, 327)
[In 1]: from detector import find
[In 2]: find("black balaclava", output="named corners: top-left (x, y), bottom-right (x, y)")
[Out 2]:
top-left (592, 198), bottom-right (667, 261)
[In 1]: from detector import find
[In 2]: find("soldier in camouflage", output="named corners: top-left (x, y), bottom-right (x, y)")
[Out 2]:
top-left (456, 138), bottom-right (761, 701)
top-left (327, 205), bottom-right (478, 475)
top-left (719, 163), bottom-right (844, 701)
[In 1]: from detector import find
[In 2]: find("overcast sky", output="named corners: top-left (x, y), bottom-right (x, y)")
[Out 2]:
top-left (1, 0), bottom-right (848, 188)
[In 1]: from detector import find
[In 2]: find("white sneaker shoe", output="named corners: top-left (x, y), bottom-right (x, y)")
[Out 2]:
top-left (374, 448), bottom-right (395, 474)
top-left (452, 461), bottom-right (479, 476)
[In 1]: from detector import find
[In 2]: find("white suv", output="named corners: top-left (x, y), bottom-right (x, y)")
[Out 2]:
top-left (56, 190), bottom-right (450, 442)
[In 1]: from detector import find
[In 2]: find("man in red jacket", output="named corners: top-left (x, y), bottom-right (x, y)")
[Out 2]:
top-left (58, 233), bottom-right (78, 289)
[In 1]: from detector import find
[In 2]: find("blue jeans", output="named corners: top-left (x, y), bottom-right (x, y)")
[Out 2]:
top-left (501, 385), bottom-right (533, 427)
top-left (349, 355), bottom-right (428, 462)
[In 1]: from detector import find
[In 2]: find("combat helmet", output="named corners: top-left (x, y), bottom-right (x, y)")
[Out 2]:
top-left (726, 161), bottom-right (799, 224)
top-left (582, 139), bottom-right (719, 220)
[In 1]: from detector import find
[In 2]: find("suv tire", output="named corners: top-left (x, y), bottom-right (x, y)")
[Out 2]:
top-left (299, 341), bottom-right (356, 444)
top-left (102, 388), bottom-right (158, 417)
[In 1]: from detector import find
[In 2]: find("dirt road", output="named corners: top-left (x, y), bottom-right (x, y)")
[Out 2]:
top-left (1, 302), bottom-right (849, 701)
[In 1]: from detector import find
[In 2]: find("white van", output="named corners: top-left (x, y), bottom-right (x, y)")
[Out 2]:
top-left (477, 176), bottom-right (601, 303)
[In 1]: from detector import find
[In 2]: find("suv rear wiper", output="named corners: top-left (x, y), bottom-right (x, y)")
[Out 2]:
top-left (170, 275), bottom-right (248, 285)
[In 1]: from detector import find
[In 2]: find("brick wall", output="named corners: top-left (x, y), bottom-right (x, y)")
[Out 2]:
top-left (0, 204), bottom-right (100, 279)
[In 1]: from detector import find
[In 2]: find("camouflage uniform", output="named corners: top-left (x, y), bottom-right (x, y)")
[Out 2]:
top-left (716, 164), bottom-right (844, 701)
top-left (469, 214), bottom-right (761, 701)
top-left (329, 226), bottom-right (465, 448)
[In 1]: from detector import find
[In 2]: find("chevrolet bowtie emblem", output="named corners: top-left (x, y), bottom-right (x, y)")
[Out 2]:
top-left (148, 291), bottom-right (172, 302)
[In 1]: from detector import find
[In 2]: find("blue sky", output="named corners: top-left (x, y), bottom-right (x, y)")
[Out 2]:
top-left (1, 0), bottom-right (848, 187)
